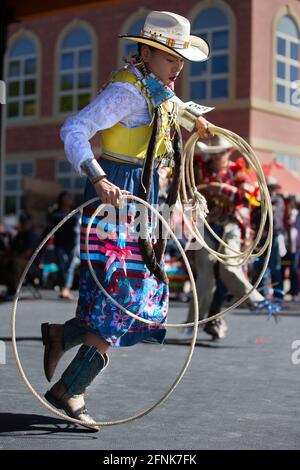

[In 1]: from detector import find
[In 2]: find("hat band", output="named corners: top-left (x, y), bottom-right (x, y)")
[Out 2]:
top-left (141, 29), bottom-right (190, 49)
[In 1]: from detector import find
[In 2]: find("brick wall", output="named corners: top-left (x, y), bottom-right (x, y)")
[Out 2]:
top-left (5, 0), bottom-right (300, 184)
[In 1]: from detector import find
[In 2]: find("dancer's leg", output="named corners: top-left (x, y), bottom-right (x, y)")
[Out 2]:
top-left (42, 317), bottom-right (90, 381)
top-left (45, 344), bottom-right (108, 431)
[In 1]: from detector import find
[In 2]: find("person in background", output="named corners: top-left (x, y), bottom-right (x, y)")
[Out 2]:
top-left (252, 177), bottom-right (285, 298)
top-left (282, 197), bottom-right (299, 300)
top-left (295, 201), bottom-right (300, 296)
top-left (49, 191), bottom-right (80, 301)
top-left (0, 222), bottom-right (14, 299)
top-left (0, 222), bottom-right (13, 254)
top-left (0, 212), bottom-right (38, 300)
top-left (185, 135), bottom-right (264, 340)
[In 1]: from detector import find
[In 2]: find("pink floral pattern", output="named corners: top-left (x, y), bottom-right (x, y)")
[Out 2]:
top-left (75, 158), bottom-right (169, 348)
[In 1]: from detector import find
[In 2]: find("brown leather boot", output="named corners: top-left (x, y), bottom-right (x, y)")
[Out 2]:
top-left (41, 319), bottom-right (88, 382)
top-left (45, 345), bottom-right (109, 432)
top-left (45, 379), bottom-right (100, 432)
top-left (41, 323), bottom-right (65, 382)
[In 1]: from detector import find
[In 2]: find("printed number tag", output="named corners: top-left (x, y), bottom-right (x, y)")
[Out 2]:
top-left (184, 101), bottom-right (215, 117)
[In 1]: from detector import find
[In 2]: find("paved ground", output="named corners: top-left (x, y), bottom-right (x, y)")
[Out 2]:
top-left (0, 289), bottom-right (299, 450)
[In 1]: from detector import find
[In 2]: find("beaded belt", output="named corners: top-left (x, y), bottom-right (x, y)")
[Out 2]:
top-left (99, 149), bottom-right (173, 168)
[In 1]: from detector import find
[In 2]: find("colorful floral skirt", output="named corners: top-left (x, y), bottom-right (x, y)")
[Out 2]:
top-left (75, 157), bottom-right (169, 348)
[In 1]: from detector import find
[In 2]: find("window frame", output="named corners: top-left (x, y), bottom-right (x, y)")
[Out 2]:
top-left (184, 0), bottom-right (236, 104)
top-left (58, 29), bottom-right (93, 115)
top-left (4, 160), bottom-right (35, 215)
top-left (54, 20), bottom-right (98, 117)
top-left (273, 11), bottom-right (300, 110)
top-left (56, 159), bottom-right (86, 197)
top-left (189, 23), bottom-right (230, 101)
top-left (117, 8), bottom-right (149, 67)
top-left (5, 33), bottom-right (40, 122)
top-left (275, 153), bottom-right (299, 175)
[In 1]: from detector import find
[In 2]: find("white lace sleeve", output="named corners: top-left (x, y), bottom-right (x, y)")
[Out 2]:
top-left (60, 82), bottom-right (146, 175)
top-left (170, 95), bottom-right (194, 132)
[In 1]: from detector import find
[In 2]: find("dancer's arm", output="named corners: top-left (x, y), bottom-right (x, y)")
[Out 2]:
top-left (60, 82), bottom-right (143, 205)
top-left (171, 96), bottom-right (212, 139)
top-left (60, 83), bottom-right (143, 174)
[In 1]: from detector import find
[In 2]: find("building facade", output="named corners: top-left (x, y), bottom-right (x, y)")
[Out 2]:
top-left (4, 0), bottom-right (300, 217)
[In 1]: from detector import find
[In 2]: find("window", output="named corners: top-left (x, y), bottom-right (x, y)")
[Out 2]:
top-left (4, 161), bottom-right (34, 215)
top-left (6, 38), bottom-right (38, 119)
top-left (56, 160), bottom-right (85, 205)
top-left (275, 154), bottom-right (299, 175)
top-left (275, 15), bottom-right (300, 108)
top-left (121, 17), bottom-right (147, 60)
top-left (190, 7), bottom-right (230, 101)
top-left (58, 28), bottom-right (93, 114)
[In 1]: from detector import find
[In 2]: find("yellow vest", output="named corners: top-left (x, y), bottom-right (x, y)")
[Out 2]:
top-left (100, 68), bottom-right (177, 160)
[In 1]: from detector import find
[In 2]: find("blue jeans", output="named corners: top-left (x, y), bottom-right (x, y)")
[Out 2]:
top-left (253, 234), bottom-right (284, 297)
top-left (282, 251), bottom-right (300, 296)
top-left (55, 246), bottom-right (80, 289)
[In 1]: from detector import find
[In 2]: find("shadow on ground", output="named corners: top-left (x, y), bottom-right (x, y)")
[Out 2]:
top-left (0, 413), bottom-right (98, 437)
top-left (156, 338), bottom-right (247, 348)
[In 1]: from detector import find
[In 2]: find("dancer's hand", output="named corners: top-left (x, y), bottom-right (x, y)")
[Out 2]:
top-left (195, 116), bottom-right (211, 139)
top-left (94, 178), bottom-right (129, 207)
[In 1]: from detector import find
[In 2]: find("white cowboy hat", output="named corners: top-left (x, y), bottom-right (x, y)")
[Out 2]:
top-left (197, 135), bottom-right (233, 154)
top-left (119, 11), bottom-right (210, 62)
top-left (266, 176), bottom-right (280, 187)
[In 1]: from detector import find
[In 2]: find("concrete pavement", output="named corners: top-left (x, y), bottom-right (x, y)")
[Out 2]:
top-left (0, 290), bottom-right (299, 450)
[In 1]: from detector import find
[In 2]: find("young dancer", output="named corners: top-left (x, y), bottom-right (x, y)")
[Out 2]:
top-left (42, 10), bottom-right (212, 431)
